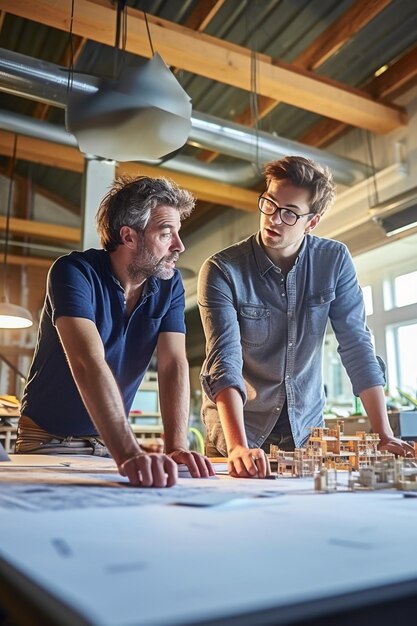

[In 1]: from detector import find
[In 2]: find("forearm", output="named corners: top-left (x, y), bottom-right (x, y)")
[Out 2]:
top-left (359, 386), bottom-right (393, 440)
top-left (158, 356), bottom-right (190, 453)
top-left (70, 357), bottom-right (141, 465)
top-left (215, 387), bottom-right (248, 453)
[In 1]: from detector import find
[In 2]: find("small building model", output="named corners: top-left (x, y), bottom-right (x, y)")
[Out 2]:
top-left (269, 420), bottom-right (417, 493)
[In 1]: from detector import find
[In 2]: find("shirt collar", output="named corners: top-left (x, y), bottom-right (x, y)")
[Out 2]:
top-left (252, 232), bottom-right (276, 276)
top-left (105, 250), bottom-right (159, 297)
top-left (252, 231), bottom-right (308, 275)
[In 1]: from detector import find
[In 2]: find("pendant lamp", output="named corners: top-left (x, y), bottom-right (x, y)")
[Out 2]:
top-left (0, 135), bottom-right (33, 329)
top-left (65, 4), bottom-right (191, 161)
top-left (66, 53), bottom-right (192, 162)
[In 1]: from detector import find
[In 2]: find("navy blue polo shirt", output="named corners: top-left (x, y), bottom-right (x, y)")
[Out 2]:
top-left (20, 249), bottom-right (186, 436)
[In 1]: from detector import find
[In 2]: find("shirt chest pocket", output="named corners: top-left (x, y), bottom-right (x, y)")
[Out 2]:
top-left (239, 305), bottom-right (270, 347)
top-left (307, 289), bottom-right (335, 335)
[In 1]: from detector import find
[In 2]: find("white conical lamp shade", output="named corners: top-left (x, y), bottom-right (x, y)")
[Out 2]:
top-left (66, 53), bottom-right (192, 161)
top-left (0, 301), bottom-right (33, 329)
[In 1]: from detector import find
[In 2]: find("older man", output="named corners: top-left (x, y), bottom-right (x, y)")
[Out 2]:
top-left (17, 175), bottom-right (214, 486)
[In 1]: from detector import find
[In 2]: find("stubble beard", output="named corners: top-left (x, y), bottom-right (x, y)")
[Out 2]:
top-left (127, 244), bottom-right (178, 282)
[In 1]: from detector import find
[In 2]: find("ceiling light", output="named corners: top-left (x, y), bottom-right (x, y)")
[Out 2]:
top-left (374, 64), bottom-right (389, 77)
top-left (375, 204), bottom-right (417, 237)
top-left (66, 53), bottom-right (192, 161)
top-left (0, 301), bottom-right (33, 328)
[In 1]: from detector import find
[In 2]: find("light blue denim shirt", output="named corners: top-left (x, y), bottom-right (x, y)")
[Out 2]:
top-left (198, 232), bottom-right (384, 455)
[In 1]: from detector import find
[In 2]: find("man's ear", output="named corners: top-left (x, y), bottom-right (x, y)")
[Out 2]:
top-left (119, 226), bottom-right (138, 248)
top-left (306, 213), bottom-right (321, 232)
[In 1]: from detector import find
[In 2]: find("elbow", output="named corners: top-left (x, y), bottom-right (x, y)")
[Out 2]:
top-left (66, 353), bottom-right (106, 386)
top-left (159, 355), bottom-right (189, 379)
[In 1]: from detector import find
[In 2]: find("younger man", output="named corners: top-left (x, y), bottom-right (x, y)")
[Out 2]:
top-left (198, 156), bottom-right (413, 478)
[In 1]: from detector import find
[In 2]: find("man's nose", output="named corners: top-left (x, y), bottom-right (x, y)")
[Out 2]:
top-left (271, 209), bottom-right (283, 225)
top-left (171, 233), bottom-right (185, 253)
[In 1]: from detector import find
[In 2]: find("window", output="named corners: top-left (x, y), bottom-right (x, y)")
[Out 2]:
top-left (362, 285), bottom-right (373, 316)
top-left (396, 322), bottom-right (417, 394)
top-left (394, 270), bottom-right (417, 308)
top-left (323, 332), bottom-right (354, 406)
top-left (386, 321), bottom-right (417, 398)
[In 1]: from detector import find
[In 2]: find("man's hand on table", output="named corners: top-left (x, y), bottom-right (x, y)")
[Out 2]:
top-left (119, 452), bottom-right (178, 487)
top-left (168, 449), bottom-right (216, 478)
top-left (379, 435), bottom-right (415, 457)
top-left (228, 445), bottom-right (271, 478)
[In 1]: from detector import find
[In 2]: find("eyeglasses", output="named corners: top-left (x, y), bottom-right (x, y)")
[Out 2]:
top-left (258, 196), bottom-right (314, 226)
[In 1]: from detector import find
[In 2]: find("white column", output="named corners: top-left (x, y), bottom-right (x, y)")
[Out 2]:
top-left (81, 158), bottom-right (116, 250)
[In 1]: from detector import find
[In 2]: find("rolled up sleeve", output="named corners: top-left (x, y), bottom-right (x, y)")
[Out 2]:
top-left (198, 257), bottom-right (247, 404)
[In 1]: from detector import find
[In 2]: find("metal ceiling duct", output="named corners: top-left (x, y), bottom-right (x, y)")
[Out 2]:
top-left (189, 112), bottom-right (373, 186)
top-left (0, 48), bottom-right (372, 186)
top-left (0, 109), bottom-right (261, 187)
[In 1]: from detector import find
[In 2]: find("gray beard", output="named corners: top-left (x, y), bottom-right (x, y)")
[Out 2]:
top-left (127, 245), bottom-right (177, 282)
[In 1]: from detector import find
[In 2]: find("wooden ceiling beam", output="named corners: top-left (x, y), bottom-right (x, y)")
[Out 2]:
top-left (299, 43), bottom-right (417, 148)
top-left (366, 44), bottom-right (417, 100)
top-left (0, 0), bottom-right (405, 133)
top-left (236, 0), bottom-right (393, 128)
top-left (118, 162), bottom-right (259, 213)
top-left (0, 216), bottom-right (80, 244)
top-left (4, 254), bottom-right (54, 269)
top-left (0, 131), bottom-right (258, 212)
top-left (294, 0), bottom-right (392, 71)
top-left (0, 344), bottom-right (35, 358)
top-left (0, 131), bottom-right (84, 172)
top-left (198, 0), bottom-right (393, 162)
top-left (183, 0), bottom-right (225, 32)
top-left (172, 1), bottom-right (224, 77)
top-left (297, 117), bottom-right (349, 149)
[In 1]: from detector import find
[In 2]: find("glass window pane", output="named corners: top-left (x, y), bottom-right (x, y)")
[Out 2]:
top-left (362, 285), bottom-right (373, 316)
top-left (397, 322), bottom-right (417, 394)
top-left (394, 271), bottom-right (417, 307)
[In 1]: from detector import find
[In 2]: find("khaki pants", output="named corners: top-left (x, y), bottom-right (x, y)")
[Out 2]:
top-left (15, 415), bottom-right (110, 457)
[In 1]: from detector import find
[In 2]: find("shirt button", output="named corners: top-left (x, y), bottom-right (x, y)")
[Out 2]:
top-left (275, 407), bottom-right (280, 412)
top-left (289, 342), bottom-right (293, 346)
top-left (281, 292), bottom-right (285, 297)
top-left (286, 374), bottom-right (291, 379)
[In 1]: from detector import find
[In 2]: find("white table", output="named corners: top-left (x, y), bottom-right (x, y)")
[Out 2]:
top-left (1, 455), bottom-right (417, 626)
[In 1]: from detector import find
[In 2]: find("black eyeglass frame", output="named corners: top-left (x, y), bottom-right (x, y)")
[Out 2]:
top-left (258, 195), bottom-right (315, 226)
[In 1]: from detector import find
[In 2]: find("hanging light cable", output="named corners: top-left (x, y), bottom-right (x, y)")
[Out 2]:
top-left (0, 134), bottom-right (33, 329)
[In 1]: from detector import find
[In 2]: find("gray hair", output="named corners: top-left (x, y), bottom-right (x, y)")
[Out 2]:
top-left (96, 175), bottom-right (195, 251)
